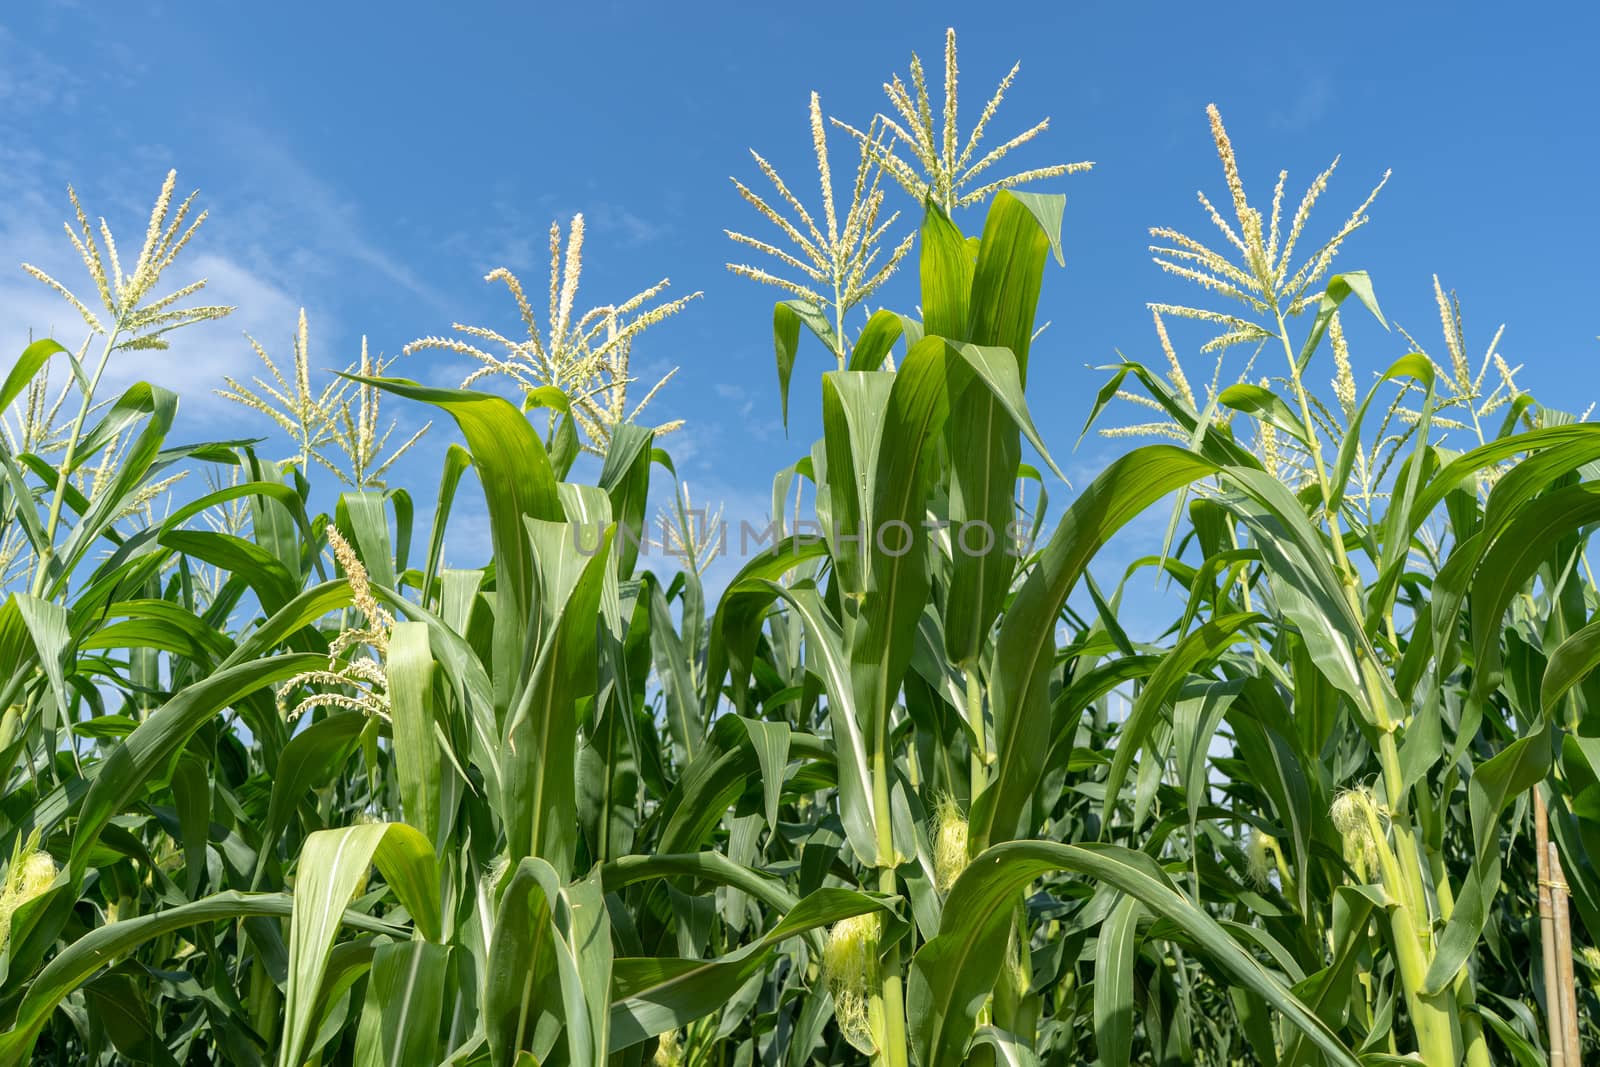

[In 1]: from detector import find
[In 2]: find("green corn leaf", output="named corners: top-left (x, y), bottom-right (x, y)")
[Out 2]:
top-left (1093, 896), bottom-right (1143, 1067)
top-left (1101, 613), bottom-right (1261, 829)
top-left (820, 370), bottom-right (894, 595)
top-left (1421, 729), bottom-right (1553, 995)
top-left (484, 858), bottom-right (612, 1067)
top-left (158, 530), bottom-right (300, 615)
top-left (1370, 423), bottom-right (1600, 617)
top-left (500, 519), bottom-right (614, 876)
top-left (1327, 353), bottom-right (1434, 516)
top-left (907, 841), bottom-right (1360, 1067)
top-left (974, 446), bottom-right (1218, 849)
top-left (49, 383), bottom-right (177, 595)
top-left (70, 652), bottom-right (328, 878)
top-left (598, 852), bottom-right (799, 915)
top-left (748, 579), bottom-right (876, 866)
top-left (740, 716), bottom-right (792, 831)
top-left (1293, 271), bottom-right (1385, 377)
top-left (597, 422), bottom-right (654, 577)
top-left (701, 535), bottom-right (831, 718)
top-left (387, 622), bottom-right (441, 848)
top-left (280, 823), bottom-right (441, 1067)
top-left (354, 376), bottom-right (564, 715)
top-left (773, 299), bottom-right (839, 427)
top-left (12, 594), bottom-right (70, 735)
top-left (0, 891), bottom-right (405, 1067)
top-left (352, 941), bottom-right (451, 1067)
top-left (608, 887), bottom-right (889, 1051)
top-left (422, 443), bottom-right (472, 599)
top-left (1218, 466), bottom-right (1400, 725)
top-left (256, 712), bottom-right (367, 886)
top-left (1217, 383), bottom-right (1311, 445)
top-left (846, 308), bottom-right (906, 372)
top-left (920, 201), bottom-right (974, 340)
top-left (1541, 615), bottom-right (1600, 717)
top-left (0, 338), bottom-right (66, 412)
top-left (648, 575), bottom-right (702, 767)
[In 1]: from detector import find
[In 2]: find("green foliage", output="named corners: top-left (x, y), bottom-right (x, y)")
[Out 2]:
top-left (0, 45), bottom-right (1595, 1067)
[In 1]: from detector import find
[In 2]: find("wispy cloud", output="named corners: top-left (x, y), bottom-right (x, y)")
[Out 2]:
top-left (209, 122), bottom-right (447, 312)
top-left (583, 201), bottom-right (671, 246)
top-left (0, 161), bottom-right (318, 435)
top-left (0, 25), bottom-right (81, 117)
top-left (438, 188), bottom-right (677, 279)
top-left (1270, 75), bottom-right (1335, 132)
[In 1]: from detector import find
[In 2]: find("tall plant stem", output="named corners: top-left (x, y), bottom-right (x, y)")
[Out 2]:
top-left (1374, 716), bottom-right (1464, 1063)
top-left (1278, 304), bottom-right (1477, 1060)
top-left (871, 714), bottom-right (908, 1067)
top-left (1377, 738), bottom-right (1432, 948)
top-left (1362, 804), bottom-right (1457, 1064)
top-left (31, 328), bottom-right (120, 599)
top-left (876, 866), bottom-right (909, 1067)
top-left (1273, 310), bottom-right (1356, 588)
top-left (832, 278), bottom-right (848, 369)
top-left (964, 663), bottom-right (988, 796)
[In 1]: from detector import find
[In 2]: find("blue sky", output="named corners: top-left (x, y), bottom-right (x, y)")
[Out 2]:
top-left (3, 2), bottom-right (1598, 593)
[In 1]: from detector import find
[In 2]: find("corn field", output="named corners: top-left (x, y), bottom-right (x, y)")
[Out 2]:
top-left (1, 30), bottom-right (1596, 1067)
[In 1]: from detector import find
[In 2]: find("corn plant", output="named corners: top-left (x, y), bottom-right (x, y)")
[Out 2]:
top-left (0, 37), bottom-right (1593, 1067)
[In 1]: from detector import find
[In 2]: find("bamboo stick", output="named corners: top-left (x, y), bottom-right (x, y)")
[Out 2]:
top-left (1551, 842), bottom-right (1581, 1061)
top-left (1536, 791), bottom-right (1566, 1066)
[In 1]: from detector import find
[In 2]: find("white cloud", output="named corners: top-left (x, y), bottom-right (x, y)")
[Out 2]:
top-left (208, 122), bottom-right (447, 313)
top-left (101, 252), bottom-right (305, 419)
top-left (0, 200), bottom-right (308, 435)
top-left (0, 112), bottom-right (460, 444)
top-left (713, 382), bottom-right (756, 419)
top-left (0, 25), bottom-right (81, 118)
